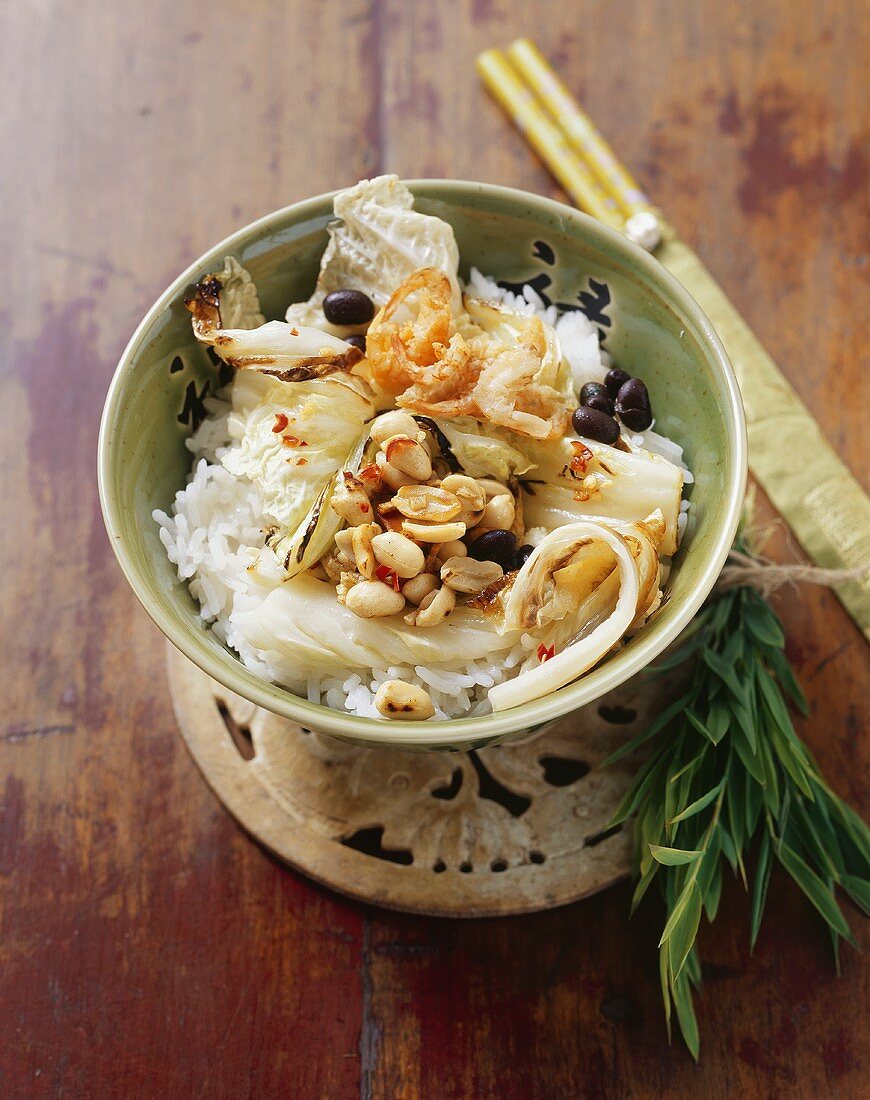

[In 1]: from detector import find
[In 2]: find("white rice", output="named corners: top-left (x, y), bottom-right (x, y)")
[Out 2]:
top-left (155, 274), bottom-right (691, 719)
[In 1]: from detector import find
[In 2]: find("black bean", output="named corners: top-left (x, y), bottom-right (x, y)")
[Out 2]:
top-left (344, 333), bottom-right (367, 351)
top-left (586, 393), bottom-right (615, 415)
top-left (468, 529), bottom-right (518, 571)
top-left (323, 289), bottom-right (375, 326)
top-left (580, 382), bottom-right (614, 414)
top-left (604, 368), bottom-right (631, 398)
top-left (615, 378), bottom-right (653, 431)
top-left (580, 381), bottom-right (609, 405)
top-left (571, 405), bottom-right (620, 445)
top-left (516, 544), bottom-right (535, 568)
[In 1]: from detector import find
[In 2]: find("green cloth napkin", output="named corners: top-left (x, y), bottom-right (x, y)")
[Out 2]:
top-left (656, 225), bottom-right (870, 642)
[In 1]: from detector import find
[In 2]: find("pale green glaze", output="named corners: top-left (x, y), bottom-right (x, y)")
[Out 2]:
top-left (98, 181), bottom-right (746, 751)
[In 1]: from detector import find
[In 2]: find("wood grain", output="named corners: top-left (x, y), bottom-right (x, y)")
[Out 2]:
top-left (0, 1), bottom-right (867, 1097)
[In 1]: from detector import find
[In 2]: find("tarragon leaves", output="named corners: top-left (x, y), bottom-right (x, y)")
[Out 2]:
top-left (608, 552), bottom-right (870, 1060)
top-left (650, 845), bottom-right (705, 866)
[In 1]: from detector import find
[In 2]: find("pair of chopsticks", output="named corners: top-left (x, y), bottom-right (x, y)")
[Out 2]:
top-left (477, 40), bottom-right (662, 250)
top-left (477, 40), bottom-right (870, 641)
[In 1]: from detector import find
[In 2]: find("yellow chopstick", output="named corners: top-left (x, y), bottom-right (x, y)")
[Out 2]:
top-left (505, 38), bottom-right (654, 222)
top-left (477, 48), bottom-right (624, 231)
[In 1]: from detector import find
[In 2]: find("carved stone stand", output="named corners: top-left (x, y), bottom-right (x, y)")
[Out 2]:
top-left (167, 644), bottom-right (666, 917)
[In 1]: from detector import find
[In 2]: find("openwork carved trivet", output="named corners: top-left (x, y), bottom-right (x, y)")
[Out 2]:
top-left (167, 644), bottom-right (669, 916)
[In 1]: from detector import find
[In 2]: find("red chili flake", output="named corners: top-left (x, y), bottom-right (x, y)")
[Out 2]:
top-left (569, 440), bottom-right (593, 477)
top-left (537, 643), bottom-right (556, 662)
top-left (272, 412), bottom-right (289, 433)
top-left (296, 458), bottom-right (308, 466)
top-left (282, 435), bottom-right (308, 447)
top-left (573, 489), bottom-right (590, 503)
top-left (358, 463), bottom-right (381, 485)
top-left (359, 502), bottom-right (370, 513)
top-left (376, 564), bottom-right (401, 591)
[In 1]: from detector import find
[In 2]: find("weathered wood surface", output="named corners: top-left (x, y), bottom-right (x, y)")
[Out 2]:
top-left (1, 1), bottom-right (867, 1096)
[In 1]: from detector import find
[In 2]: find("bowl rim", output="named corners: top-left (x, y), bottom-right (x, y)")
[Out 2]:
top-left (98, 178), bottom-right (747, 748)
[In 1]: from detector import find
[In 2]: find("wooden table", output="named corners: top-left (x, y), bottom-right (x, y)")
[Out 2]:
top-left (2, 2), bottom-right (867, 1096)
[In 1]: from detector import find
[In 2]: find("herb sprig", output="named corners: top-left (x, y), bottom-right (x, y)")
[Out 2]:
top-left (606, 547), bottom-right (870, 1059)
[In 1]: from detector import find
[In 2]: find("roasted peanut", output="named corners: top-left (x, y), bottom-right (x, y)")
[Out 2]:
top-left (476, 477), bottom-right (509, 499)
top-left (435, 539), bottom-right (468, 566)
top-left (384, 435), bottom-right (433, 482)
top-left (440, 473), bottom-right (486, 529)
top-left (404, 584), bottom-right (456, 627)
top-left (392, 484), bottom-right (462, 522)
top-left (439, 474), bottom-right (486, 513)
top-left (335, 570), bottom-right (359, 604)
top-left (333, 528), bottom-right (355, 558)
top-left (374, 680), bottom-right (435, 720)
top-left (401, 572), bottom-right (439, 606)
top-left (440, 556), bottom-right (504, 594)
top-left (344, 579), bottom-right (405, 618)
top-left (330, 472), bottom-right (373, 526)
top-left (371, 531), bottom-right (425, 579)
top-left (479, 493), bottom-right (515, 531)
top-left (352, 522), bottom-right (382, 580)
top-left (401, 520), bottom-right (467, 543)
top-left (375, 451), bottom-right (417, 490)
top-left (369, 411), bottom-right (425, 446)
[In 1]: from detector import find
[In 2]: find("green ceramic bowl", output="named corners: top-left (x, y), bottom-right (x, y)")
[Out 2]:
top-left (98, 180), bottom-right (746, 751)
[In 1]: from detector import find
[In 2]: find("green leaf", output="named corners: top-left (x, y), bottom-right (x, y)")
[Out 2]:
top-left (750, 832), bottom-right (773, 951)
top-left (754, 666), bottom-right (789, 731)
top-left (660, 878), bottom-right (701, 945)
top-left (685, 710), bottom-right (715, 743)
top-left (825, 795), bottom-right (870, 871)
top-left (671, 972), bottom-right (700, 1061)
top-left (789, 799), bottom-right (839, 879)
top-left (720, 827), bottom-right (738, 872)
top-left (650, 639), bottom-right (701, 674)
top-left (704, 862), bottom-right (723, 922)
top-left (777, 842), bottom-right (856, 944)
top-left (706, 703), bottom-right (731, 744)
top-left (631, 861), bottom-right (660, 913)
top-left (669, 747), bottom-right (707, 785)
top-left (702, 647), bottom-right (748, 703)
top-left (668, 883), bottom-right (703, 979)
top-left (745, 600), bottom-right (785, 648)
top-left (801, 793), bottom-right (847, 872)
top-left (601, 694), bottom-right (693, 766)
top-left (709, 594), bottom-right (734, 635)
top-left (766, 647), bottom-right (808, 715)
top-left (757, 737), bottom-right (781, 816)
top-left (638, 798), bottom-right (667, 876)
top-left (696, 830), bottom-right (721, 890)
top-left (732, 697), bottom-right (758, 754)
top-left (733, 730), bottom-right (766, 785)
top-left (744, 768), bottom-right (763, 838)
top-left (684, 946), bottom-right (703, 991)
top-left (769, 725), bottom-right (814, 800)
top-left (658, 945), bottom-right (672, 1038)
top-left (608, 751), bottom-right (669, 827)
top-left (668, 783), bottom-right (724, 827)
top-left (650, 844), bottom-right (705, 866)
top-left (841, 874), bottom-right (870, 916)
top-left (722, 629), bottom-right (744, 668)
top-left (756, 664), bottom-right (800, 744)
